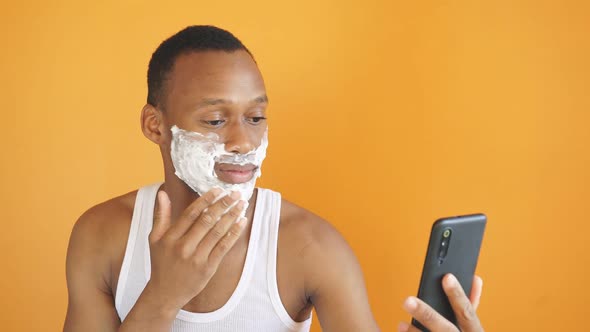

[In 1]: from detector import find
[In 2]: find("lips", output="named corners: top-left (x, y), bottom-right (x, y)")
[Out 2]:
top-left (215, 164), bottom-right (258, 184)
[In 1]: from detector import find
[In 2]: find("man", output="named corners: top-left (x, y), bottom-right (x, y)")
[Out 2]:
top-left (64, 26), bottom-right (484, 332)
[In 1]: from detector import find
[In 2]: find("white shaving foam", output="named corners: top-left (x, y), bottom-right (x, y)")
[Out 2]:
top-left (170, 125), bottom-right (268, 214)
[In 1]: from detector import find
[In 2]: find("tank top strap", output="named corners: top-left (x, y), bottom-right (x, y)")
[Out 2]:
top-left (115, 182), bottom-right (162, 319)
top-left (262, 190), bottom-right (313, 330)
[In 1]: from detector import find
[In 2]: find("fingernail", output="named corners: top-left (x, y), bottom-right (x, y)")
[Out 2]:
top-left (403, 297), bottom-right (417, 311)
top-left (230, 191), bottom-right (241, 200)
top-left (158, 191), bottom-right (170, 204)
top-left (446, 274), bottom-right (458, 286)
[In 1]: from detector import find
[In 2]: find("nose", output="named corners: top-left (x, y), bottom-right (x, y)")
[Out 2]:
top-left (224, 122), bottom-right (256, 154)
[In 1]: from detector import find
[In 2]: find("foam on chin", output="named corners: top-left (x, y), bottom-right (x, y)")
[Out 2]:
top-left (170, 125), bottom-right (268, 214)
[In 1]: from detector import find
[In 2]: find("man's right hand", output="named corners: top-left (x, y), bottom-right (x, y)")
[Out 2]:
top-left (145, 188), bottom-right (247, 314)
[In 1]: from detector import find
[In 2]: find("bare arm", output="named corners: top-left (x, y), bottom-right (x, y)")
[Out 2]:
top-left (64, 208), bottom-right (123, 331)
top-left (303, 219), bottom-right (381, 332)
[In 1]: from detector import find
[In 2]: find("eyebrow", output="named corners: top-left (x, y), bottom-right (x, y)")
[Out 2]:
top-left (196, 94), bottom-right (268, 110)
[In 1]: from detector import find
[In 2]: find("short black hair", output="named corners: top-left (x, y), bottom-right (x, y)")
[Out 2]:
top-left (147, 25), bottom-right (251, 108)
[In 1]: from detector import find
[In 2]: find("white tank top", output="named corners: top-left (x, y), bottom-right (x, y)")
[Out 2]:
top-left (115, 183), bottom-right (312, 332)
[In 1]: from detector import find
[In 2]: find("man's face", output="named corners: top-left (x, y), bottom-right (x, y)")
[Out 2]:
top-left (160, 50), bottom-right (268, 185)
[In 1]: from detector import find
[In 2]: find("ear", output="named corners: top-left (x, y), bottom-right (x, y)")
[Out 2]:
top-left (141, 104), bottom-right (168, 145)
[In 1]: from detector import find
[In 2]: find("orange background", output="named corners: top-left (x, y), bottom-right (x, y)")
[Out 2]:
top-left (1, 1), bottom-right (589, 331)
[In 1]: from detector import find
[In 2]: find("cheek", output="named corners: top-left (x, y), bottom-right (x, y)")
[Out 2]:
top-left (214, 124), bottom-right (267, 148)
top-left (162, 111), bottom-right (204, 134)
top-left (253, 125), bottom-right (268, 145)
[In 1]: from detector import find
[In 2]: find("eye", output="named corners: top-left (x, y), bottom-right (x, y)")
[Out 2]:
top-left (203, 120), bottom-right (225, 127)
top-left (248, 117), bottom-right (267, 124)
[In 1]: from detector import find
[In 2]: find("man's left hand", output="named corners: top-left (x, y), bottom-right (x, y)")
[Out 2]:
top-left (398, 274), bottom-right (484, 332)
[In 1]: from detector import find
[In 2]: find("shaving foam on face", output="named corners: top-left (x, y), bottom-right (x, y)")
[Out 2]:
top-left (170, 125), bottom-right (268, 215)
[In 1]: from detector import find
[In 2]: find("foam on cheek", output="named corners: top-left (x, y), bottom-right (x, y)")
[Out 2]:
top-left (170, 125), bottom-right (268, 217)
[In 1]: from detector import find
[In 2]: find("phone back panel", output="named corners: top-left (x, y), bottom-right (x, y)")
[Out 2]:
top-left (413, 214), bottom-right (486, 331)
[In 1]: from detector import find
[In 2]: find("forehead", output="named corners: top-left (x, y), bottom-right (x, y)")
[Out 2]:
top-left (165, 50), bottom-right (266, 109)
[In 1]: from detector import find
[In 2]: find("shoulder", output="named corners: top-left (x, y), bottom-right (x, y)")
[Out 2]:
top-left (278, 197), bottom-right (358, 291)
top-left (71, 190), bottom-right (137, 249)
top-left (66, 190), bottom-right (138, 292)
top-left (278, 198), bottom-right (346, 252)
top-left (276, 197), bottom-right (379, 330)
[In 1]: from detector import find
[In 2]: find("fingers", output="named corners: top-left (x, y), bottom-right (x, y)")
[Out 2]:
top-left (191, 199), bottom-right (246, 254)
top-left (402, 296), bottom-right (457, 332)
top-left (180, 191), bottom-right (242, 244)
top-left (208, 217), bottom-right (247, 266)
top-left (442, 274), bottom-right (483, 332)
top-left (149, 191), bottom-right (172, 244)
top-left (400, 275), bottom-right (485, 332)
top-left (165, 188), bottom-right (224, 240)
top-left (197, 191), bottom-right (242, 230)
top-left (469, 275), bottom-right (483, 311)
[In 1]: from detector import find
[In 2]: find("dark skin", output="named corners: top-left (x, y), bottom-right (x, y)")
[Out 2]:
top-left (64, 49), bottom-right (484, 332)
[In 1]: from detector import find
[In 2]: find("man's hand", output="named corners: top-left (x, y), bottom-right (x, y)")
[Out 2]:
top-left (144, 188), bottom-right (247, 315)
top-left (398, 274), bottom-right (484, 332)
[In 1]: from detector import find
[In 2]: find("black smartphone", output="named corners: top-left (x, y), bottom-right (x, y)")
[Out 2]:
top-left (412, 214), bottom-right (487, 332)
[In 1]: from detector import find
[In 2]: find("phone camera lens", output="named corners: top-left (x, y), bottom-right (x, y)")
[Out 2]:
top-left (438, 229), bottom-right (452, 261)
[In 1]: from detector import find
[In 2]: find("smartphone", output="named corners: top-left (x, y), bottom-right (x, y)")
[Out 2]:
top-left (412, 214), bottom-right (487, 332)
